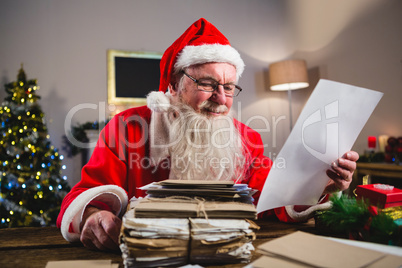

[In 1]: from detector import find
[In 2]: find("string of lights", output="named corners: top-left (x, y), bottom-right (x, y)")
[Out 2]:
top-left (0, 66), bottom-right (70, 227)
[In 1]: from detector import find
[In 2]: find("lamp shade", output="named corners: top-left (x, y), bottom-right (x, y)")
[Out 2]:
top-left (269, 59), bottom-right (309, 91)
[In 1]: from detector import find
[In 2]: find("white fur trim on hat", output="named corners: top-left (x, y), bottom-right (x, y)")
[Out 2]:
top-left (174, 44), bottom-right (245, 79)
top-left (147, 91), bottom-right (171, 112)
top-left (60, 185), bottom-right (128, 242)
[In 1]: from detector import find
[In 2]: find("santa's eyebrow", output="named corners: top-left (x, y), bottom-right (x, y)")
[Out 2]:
top-left (199, 75), bottom-right (236, 85)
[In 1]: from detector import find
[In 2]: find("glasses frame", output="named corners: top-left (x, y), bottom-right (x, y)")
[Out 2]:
top-left (181, 71), bottom-right (242, 97)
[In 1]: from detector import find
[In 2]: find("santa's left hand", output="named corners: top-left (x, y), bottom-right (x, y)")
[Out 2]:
top-left (323, 151), bottom-right (359, 194)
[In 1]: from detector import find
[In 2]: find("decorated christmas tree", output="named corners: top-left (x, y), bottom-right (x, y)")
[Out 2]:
top-left (0, 65), bottom-right (70, 228)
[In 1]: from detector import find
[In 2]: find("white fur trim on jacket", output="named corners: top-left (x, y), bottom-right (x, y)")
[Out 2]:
top-left (147, 91), bottom-right (173, 165)
top-left (284, 192), bottom-right (342, 222)
top-left (60, 185), bottom-right (128, 242)
top-left (175, 44), bottom-right (245, 80)
top-left (147, 91), bottom-right (171, 112)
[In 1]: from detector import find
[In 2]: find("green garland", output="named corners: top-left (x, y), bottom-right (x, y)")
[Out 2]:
top-left (317, 195), bottom-right (401, 246)
top-left (62, 120), bottom-right (108, 157)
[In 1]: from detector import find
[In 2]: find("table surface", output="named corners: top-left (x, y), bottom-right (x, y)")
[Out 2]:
top-left (0, 219), bottom-right (341, 268)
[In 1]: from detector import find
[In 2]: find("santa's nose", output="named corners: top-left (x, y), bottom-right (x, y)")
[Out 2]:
top-left (210, 85), bottom-right (227, 105)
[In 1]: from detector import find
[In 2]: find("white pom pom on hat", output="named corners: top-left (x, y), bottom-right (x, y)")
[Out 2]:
top-left (147, 91), bottom-right (171, 112)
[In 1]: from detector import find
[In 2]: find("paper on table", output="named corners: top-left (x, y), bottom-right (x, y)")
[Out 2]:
top-left (257, 231), bottom-right (385, 268)
top-left (246, 255), bottom-right (311, 268)
top-left (257, 79), bottom-right (383, 213)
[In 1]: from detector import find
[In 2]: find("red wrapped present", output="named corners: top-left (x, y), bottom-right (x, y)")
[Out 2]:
top-left (355, 184), bottom-right (402, 209)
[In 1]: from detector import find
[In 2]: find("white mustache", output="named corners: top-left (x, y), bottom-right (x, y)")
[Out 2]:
top-left (199, 101), bottom-right (228, 113)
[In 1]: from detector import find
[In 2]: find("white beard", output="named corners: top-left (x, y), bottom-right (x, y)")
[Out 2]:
top-left (166, 100), bottom-right (249, 182)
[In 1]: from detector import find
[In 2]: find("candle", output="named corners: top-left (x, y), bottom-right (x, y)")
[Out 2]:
top-left (378, 135), bottom-right (389, 152)
top-left (368, 136), bottom-right (377, 149)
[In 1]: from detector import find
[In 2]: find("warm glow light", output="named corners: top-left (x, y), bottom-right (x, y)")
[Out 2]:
top-left (269, 59), bottom-right (309, 91)
top-left (271, 82), bottom-right (309, 91)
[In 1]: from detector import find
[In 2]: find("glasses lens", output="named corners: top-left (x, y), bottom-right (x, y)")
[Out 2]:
top-left (197, 79), bottom-right (217, 92)
top-left (223, 84), bottom-right (236, 96)
top-left (196, 77), bottom-right (242, 97)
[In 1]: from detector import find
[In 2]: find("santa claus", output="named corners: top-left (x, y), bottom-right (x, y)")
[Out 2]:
top-left (57, 18), bottom-right (358, 251)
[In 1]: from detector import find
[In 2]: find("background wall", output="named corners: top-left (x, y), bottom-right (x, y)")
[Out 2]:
top-left (1, 0), bottom-right (401, 186)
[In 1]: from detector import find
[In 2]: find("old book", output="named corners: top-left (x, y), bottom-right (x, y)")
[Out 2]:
top-left (132, 196), bottom-right (257, 219)
top-left (139, 179), bottom-right (257, 203)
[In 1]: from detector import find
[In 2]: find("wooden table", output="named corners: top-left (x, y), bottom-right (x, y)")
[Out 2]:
top-left (0, 219), bottom-right (341, 268)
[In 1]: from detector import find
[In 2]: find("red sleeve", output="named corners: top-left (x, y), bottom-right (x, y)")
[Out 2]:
top-left (234, 120), bottom-right (272, 206)
top-left (56, 114), bottom-right (128, 228)
top-left (274, 207), bottom-right (295, 222)
top-left (243, 133), bottom-right (272, 205)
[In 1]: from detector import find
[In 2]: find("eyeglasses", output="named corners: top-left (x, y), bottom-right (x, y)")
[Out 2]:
top-left (182, 71), bottom-right (242, 97)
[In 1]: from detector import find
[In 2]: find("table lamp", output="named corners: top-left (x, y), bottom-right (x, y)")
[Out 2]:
top-left (269, 59), bottom-right (309, 130)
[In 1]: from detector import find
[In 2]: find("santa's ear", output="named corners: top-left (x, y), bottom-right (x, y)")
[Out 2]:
top-left (168, 83), bottom-right (178, 96)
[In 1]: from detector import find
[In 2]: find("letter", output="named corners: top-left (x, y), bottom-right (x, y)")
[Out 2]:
top-left (302, 100), bottom-right (339, 163)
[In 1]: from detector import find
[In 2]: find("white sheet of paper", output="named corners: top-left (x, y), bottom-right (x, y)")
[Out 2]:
top-left (256, 79), bottom-right (383, 213)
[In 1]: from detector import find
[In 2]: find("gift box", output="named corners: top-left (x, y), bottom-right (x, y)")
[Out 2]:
top-left (355, 184), bottom-right (402, 209)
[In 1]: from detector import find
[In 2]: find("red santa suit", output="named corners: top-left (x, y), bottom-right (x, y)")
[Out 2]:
top-left (57, 92), bottom-right (332, 242)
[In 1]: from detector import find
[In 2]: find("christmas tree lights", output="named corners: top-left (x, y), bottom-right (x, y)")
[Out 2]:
top-left (0, 65), bottom-right (70, 227)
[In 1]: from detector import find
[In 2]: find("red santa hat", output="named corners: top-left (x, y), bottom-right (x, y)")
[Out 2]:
top-left (159, 18), bottom-right (245, 92)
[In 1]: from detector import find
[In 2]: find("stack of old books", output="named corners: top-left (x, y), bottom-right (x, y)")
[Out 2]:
top-left (119, 180), bottom-right (259, 267)
top-left (189, 218), bottom-right (258, 264)
top-left (120, 208), bottom-right (189, 267)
